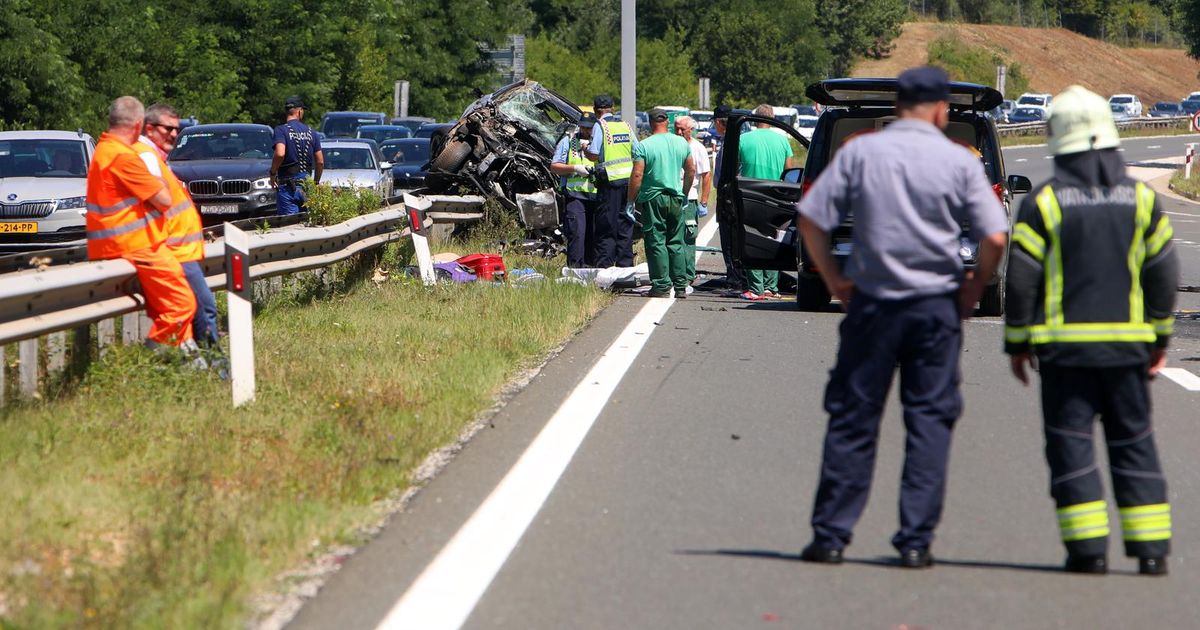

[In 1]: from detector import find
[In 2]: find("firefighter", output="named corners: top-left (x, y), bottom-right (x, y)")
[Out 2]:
top-left (1005, 85), bottom-right (1179, 575)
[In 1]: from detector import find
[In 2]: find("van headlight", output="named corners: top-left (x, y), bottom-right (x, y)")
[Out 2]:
top-left (252, 177), bottom-right (272, 190)
top-left (57, 196), bottom-right (86, 210)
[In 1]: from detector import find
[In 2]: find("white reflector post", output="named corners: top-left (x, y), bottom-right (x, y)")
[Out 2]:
top-left (405, 193), bottom-right (437, 286)
top-left (224, 223), bottom-right (256, 406)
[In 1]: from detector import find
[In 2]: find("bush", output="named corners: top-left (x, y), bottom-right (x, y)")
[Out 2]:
top-left (927, 34), bottom-right (1030, 100)
top-left (301, 181), bottom-right (385, 226)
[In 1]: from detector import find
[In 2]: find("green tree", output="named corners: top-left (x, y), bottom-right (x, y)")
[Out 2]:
top-left (0, 2), bottom-right (86, 130)
top-left (816, 0), bottom-right (908, 77)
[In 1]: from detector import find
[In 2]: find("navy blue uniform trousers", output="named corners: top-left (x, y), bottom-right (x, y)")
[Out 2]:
top-left (563, 194), bottom-right (599, 268)
top-left (594, 181), bottom-right (634, 268)
top-left (811, 290), bottom-right (962, 552)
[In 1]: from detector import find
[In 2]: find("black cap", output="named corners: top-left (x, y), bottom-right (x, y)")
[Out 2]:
top-left (594, 94), bottom-right (614, 109)
top-left (578, 112), bottom-right (598, 128)
top-left (713, 104), bottom-right (733, 120)
top-left (648, 108), bottom-right (669, 122)
top-left (285, 95), bottom-right (306, 110)
top-left (897, 66), bottom-right (950, 104)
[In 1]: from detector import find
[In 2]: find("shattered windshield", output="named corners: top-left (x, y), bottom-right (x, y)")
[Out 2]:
top-left (497, 91), bottom-right (569, 150)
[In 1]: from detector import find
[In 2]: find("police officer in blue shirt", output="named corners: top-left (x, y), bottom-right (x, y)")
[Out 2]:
top-left (586, 95), bottom-right (640, 267)
top-left (795, 66), bottom-right (1009, 568)
top-left (550, 112), bottom-right (600, 267)
top-left (270, 96), bottom-right (324, 215)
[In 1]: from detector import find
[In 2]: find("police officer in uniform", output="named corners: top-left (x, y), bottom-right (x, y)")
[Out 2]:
top-left (1005, 86), bottom-right (1179, 576)
top-left (795, 67), bottom-right (1009, 568)
top-left (551, 112), bottom-right (600, 267)
top-left (270, 96), bottom-right (324, 215)
top-left (586, 95), bottom-right (640, 267)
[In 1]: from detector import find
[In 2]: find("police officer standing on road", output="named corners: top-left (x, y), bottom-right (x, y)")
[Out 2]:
top-left (550, 112), bottom-right (600, 267)
top-left (1005, 86), bottom-right (1179, 576)
top-left (795, 66), bottom-right (1009, 568)
top-left (270, 96), bottom-right (324, 215)
top-left (586, 95), bottom-right (640, 267)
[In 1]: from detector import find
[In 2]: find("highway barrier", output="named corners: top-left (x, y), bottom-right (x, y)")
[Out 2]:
top-left (996, 115), bottom-right (1192, 137)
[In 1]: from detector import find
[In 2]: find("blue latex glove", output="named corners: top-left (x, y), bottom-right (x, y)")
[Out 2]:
top-left (697, 203), bottom-right (708, 218)
top-left (625, 202), bottom-right (636, 220)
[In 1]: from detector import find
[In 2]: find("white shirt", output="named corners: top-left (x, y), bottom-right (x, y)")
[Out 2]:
top-left (681, 138), bottom-right (710, 201)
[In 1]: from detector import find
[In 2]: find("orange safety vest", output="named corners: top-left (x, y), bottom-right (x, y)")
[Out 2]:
top-left (86, 132), bottom-right (168, 260)
top-left (134, 139), bottom-right (205, 263)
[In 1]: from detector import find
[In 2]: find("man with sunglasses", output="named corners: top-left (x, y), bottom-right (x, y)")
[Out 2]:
top-left (270, 96), bottom-right (323, 215)
top-left (136, 103), bottom-right (219, 348)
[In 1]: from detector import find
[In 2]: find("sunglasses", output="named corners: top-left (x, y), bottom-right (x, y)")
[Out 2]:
top-left (150, 122), bottom-right (181, 133)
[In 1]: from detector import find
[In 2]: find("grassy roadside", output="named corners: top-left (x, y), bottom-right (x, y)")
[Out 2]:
top-left (1000, 124), bottom-right (1199, 148)
top-left (0, 236), bottom-right (612, 627)
top-left (1170, 168), bottom-right (1200, 200)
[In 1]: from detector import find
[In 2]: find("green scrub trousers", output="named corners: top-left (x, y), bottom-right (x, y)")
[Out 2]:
top-left (640, 193), bottom-right (689, 294)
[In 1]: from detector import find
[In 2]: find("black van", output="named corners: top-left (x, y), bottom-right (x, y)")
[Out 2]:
top-left (717, 78), bottom-right (1032, 315)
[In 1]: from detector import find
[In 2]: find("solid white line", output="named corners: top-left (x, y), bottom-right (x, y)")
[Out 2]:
top-left (1147, 145), bottom-right (1162, 149)
top-left (1160, 367), bottom-right (1200, 391)
top-left (376, 292), bottom-right (675, 630)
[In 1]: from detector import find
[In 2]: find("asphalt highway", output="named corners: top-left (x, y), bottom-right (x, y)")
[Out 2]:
top-left (287, 134), bottom-right (1200, 630)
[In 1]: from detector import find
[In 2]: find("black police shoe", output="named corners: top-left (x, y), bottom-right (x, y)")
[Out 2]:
top-left (899, 548), bottom-right (933, 569)
top-left (799, 542), bottom-right (844, 564)
top-left (1064, 555), bottom-right (1107, 574)
top-left (1138, 557), bottom-right (1168, 576)
top-left (646, 289), bottom-right (672, 298)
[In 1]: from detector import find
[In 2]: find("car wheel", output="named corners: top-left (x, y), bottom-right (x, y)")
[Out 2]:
top-left (795, 274), bottom-right (830, 311)
top-left (978, 282), bottom-right (1004, 317)
top-left (432, 139), bottom-right (471, 171)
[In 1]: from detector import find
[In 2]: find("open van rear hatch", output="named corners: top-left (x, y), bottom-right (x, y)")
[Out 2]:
top-left (806, 78), bottom-right (1003, 112)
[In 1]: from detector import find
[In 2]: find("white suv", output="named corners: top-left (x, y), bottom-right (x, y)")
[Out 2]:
top-left (1108, 94), bottom-right (1143, 117)
top-left (0, 130), bottom-right (95, 251)
top-left (1016, 93), bottom-right (1053, 114)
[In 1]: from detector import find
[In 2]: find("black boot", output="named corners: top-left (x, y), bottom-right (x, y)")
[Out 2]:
top-left (1064, 555), bottom-right (1107, 574)
top-left (799, 542), bottom-right (844, 564)
top-left (1138, 557), bottom-right (1168, 576)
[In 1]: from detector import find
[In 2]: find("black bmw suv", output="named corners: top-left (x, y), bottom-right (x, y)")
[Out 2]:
top-left (718, 78), bottom-right (1031, 315)
top-left (168, 124), bottom-right (278, 225)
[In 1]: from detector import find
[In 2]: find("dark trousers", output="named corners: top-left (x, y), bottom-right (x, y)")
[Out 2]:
top-left (716, 213), bottom-right (746, 292)
top-left (594, 181), bottom-right (633, 267)
top-left (564, 195), bottom-right (599, 268)
top-left (811, 291), bottom-right (962, 552)
top-left (1040, 364), bottom-right (1169, 559)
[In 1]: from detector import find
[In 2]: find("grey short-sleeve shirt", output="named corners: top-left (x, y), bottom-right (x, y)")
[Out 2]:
top-left (796, 118), bottom-right (1007, 300)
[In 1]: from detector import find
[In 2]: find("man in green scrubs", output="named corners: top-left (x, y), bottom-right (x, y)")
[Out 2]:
top-left (738, 104), bottom-right (796, 299)
top-left (629, 108), bottom-right (696, 298)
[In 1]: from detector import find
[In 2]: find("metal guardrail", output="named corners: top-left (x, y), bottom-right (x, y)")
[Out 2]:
top-left (996, 115), bottom-right (1193, 137)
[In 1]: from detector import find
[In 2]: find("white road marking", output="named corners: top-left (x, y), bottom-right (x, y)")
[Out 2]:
top-left (1147, 145), bottom-right (1162, 149)
top-left (375, 216), bottom-right (722, 630)
top-left (1160, 368), bottom-right (1200, 392)
top-left (1043, 156), bottom-right (1054, 160)
top-left (1015, 158), bottom-right (1028, 163)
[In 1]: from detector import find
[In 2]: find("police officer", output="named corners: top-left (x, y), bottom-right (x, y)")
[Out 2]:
top-left (270, 96), bottom-right (324, 215)
top-left (795, 66), bottom-right (1009, 568)
top-left (1005, 86), bottom-right (1179, 576)
top-left (550, 112), bottom-right (600, 267)
top-left (586, 95), bottom-right (640, 267)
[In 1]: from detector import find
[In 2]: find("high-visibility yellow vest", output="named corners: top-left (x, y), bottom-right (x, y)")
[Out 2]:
top-left (596, 118), bottom-right (633, 182)
top-left (564, 137), bottom-right (597, 195)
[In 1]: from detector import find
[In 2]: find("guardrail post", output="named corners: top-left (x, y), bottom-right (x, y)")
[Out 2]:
top-left (72, 326), bottom-right (91, 374)
top-left (224, 223), bottom-right (256, 407)
top-left (47, 332), bottom-right (66, 375)
top-left (18, 338), bottom-right (37, 398)
top-left (404, 193), bottom-right (436, 286)
top-left (1186, 143), bottom-right (1197, 179)
top-left (122, 313), bottom-right (140, 345)
top-left (98, 318), bottom-right (115, 356)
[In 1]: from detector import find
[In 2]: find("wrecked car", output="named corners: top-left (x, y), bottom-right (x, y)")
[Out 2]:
top-left (425, 80), bottom-right (582, 234)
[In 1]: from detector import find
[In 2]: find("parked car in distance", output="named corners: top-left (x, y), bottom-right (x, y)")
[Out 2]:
top-left (1108, 94), bottom-right (1143, 117)
top-left (333, 137), bottom-right (385, 168)
top-left (0, 130), bottom-right (94, 250)
top-left (320, 111), bottom-right (387, 138)
top-left (1000, 99), bottom-right (1016, 118)
top-left (1109, 102), bottom-right (1131, 121)
top-left (719, 77), bottom-right (1032, 316)
top-left (1015, 93), bottom-right (1052, 115)
top-left (1008, 107), bottom-right (1047, 123)
top-left (691, 110), bottom-right (714, 129)
top-left (381, 138), bottom-right (431, 191)
top-left (985, 105), bottom-right (1007, 124)
top-left (320, 140), bottom-right (393, 201)
top-left (1181, 95), bottom-right (1200, 115)
top-left (795, 113), bottom-right (819, 140)
top-left (414, 123), bottom-right (455, 139)
top-left (1150, 102), bottom-right (1183, 117)
top-left (168, 123), bottom-right (277, 225)
top-left (770, 105), bottom-right (799, 132)
top-left (391, 116), bottom-right (435, 128)
top-left (356, 124), bottom-right (412, 143)
top-left (791, 104), bottom-right (820, 118)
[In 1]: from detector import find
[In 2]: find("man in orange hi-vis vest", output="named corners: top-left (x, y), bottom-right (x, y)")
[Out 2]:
top-left (87, 96), bottom-right (196, 348)
top-left (134, 103), bottom-right (218, 347)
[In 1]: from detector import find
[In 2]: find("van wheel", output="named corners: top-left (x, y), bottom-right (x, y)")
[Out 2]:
top-left (432, 140), bottom-right (471, 171)
top-left (795, 274), bottom-right (830, 311)
top-left (978, 282), bottom-right (1004, 317)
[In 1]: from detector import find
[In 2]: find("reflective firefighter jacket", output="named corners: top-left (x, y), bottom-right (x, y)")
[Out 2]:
top-left (1004, 150), bottom-right (1179, 366)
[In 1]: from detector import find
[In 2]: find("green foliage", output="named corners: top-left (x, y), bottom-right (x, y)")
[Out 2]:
top-left (817, 0), bottom-right (908, 76)
top-left (301, 181), bottom-right (385, 226)
top-left (927, 35), bottom-right (1030, 99)
top-left (909, 0), bottom-right (1183, 48)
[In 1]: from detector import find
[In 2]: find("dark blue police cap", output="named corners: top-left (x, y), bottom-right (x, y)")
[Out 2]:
top-left (897, 66), bottom-right (950, 104)
top-left (594, 94), bottom-right (614, 109)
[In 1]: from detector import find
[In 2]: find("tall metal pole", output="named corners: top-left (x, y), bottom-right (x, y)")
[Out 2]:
top-left (621, 0), bottom-right (636, 124)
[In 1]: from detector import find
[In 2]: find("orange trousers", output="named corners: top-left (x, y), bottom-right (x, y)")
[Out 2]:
top-left (124, 247), bottom-right (196, 346)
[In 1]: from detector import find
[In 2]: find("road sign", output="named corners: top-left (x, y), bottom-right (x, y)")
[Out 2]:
top-left (1192, 110), bottom-right (1200, 133)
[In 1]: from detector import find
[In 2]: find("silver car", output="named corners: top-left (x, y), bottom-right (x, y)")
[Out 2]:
top-left (320, 141), bottom-right (393, 200)
top-left (0, 130), bottom-right (95, 250)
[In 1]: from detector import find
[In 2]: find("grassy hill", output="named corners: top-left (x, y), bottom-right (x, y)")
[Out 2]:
top-left (853, 22), bottom-right (1200, 106)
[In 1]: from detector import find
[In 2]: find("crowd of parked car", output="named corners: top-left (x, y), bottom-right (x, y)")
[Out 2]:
top-left (985, 91), bottom-right (1200, 124)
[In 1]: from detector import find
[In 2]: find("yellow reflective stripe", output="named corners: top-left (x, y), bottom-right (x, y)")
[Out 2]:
top-left (1152, 317), bottom-right (1174, 336)
top-left (1005, 326), bottom-right (1030, 343)
top-left (1120, 503), bottom-right (1171, 542)
top-left (1128, 183), bottom-right (1151, 324)
top-left (1012, 222), bottom-right (1045, 262)
top-left (1036, 187), bottom-right (1064, 327)
top-left (1145, 214), bottom-right (1174, 258)
top-left (1058, 500), bottom-right (1110, 541)
top-left (564, 139), bottom-right (597, 194)
top-left (1029, 322), bottom-right (1156, 343)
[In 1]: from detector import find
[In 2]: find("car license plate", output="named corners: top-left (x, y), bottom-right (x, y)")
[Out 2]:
top-left (0, 222), bottom-right (37, 234)
top-left (200, 203), bottom-right (240, 215)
